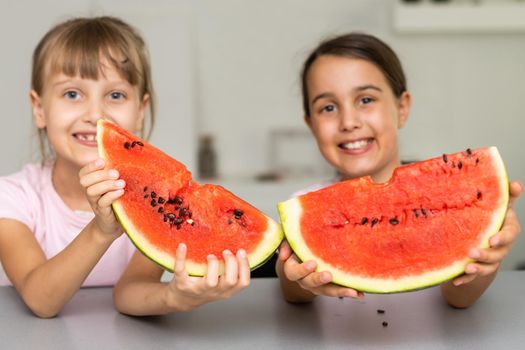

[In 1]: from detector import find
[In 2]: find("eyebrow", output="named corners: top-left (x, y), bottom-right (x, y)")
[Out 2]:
top-left (311, 84), bottom-right (383, 105)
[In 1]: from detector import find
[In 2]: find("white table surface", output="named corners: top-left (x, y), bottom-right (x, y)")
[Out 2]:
top-left (1, 271), bottom-right (524, 349)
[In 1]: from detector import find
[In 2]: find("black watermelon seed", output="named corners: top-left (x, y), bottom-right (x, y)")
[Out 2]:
top-left (174, 218), bottom-right (183, 225)
top-left (421, 209), bottom-right (427, 217)
top-left (188, 210), bottom-right (193, 218)
top-left (167, 198), bottom-right (175, 204)
top-left (136, 141), bottom-right (144, 147)
top-left (477, 191), bottom-right (482, 200)
top-left (361, 217), bottom-right (369, 225)
top-left (371, 218), bottom-right (379, 227)
top-left (227, 219), bottom-right (233, 225)
top-left (176, 224), bottom-right (182, 230)
top-left (174, 196), bottom-right (183, 205)
top-left (179, 208), bottom-right (187, 217)
top-left (143, 186), bottom-right (148, 192)
top-left (163, 216), bottom-right (168, 222)
top-left (458, 161), bottom-right (463, 169)
top-left (167, 213), bottom-right (176, 220)
top-left (389, 218), bottom-right (399, 225)
top-left (451, 161), bottom-right (456, 168)
top-left (124, 142), bottom-right (131, 149)
top-left (466, 148), bottom-right (472, 156)
top-left (414, 209), bottom-right (419, 218)
top-left (442, 154), bottom-right (448, 163)
top-left (377, 309), bottom-right (385, 314)
top-left (476, 158), bottom-right (480, 165)
top-left (150, 199), bottom-right (157, 207)
top-left (158, 197), bottom-right (165, 204)
top-left (151, 192), bottom-right (157, 198)
top-left (382, 321), bottom-right (388, 327)
top-left (233, 209), bottom-right (244, 217)
top-left (158, 207), bottom-right (164, 213)
top-left (131, 141), bottom-right (137, 147)
top-left (144, 194), bottom-right (149, 199)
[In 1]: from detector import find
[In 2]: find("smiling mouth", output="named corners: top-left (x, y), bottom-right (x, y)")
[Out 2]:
top-left (73, 133), bottom-right (97, 145)
top-left (339, 138), bottom-right (373, 150)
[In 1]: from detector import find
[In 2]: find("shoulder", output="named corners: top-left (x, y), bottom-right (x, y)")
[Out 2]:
top-left (290, 177), bottom-right (340, 198)
top-left (0, 162), bottom-right (50, 195)
top-left (0, 162), bottom-right (51, 226)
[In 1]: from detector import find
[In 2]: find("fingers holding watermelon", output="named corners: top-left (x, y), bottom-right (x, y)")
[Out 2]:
top-left (452, 180), bottom-right (522, 288)
top-left (79, 158), bottom-right (126, 239)
top-left (167, 243), bottom-right (250, 311)
top-left (282, 250), bottom-right (363, 299)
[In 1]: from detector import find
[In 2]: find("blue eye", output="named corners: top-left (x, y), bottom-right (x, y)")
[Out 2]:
top-left (110, 91), bottom-right (125, 100)
top-left (65, 91), bottom-right (79, 100)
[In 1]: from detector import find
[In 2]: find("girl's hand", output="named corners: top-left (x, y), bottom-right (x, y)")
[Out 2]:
top-left (79, 158), bottom-right (125, 238)
top-left (165, 243), bottom-right (251, 312)
top-left (452, 180), bottom-right (522, 286)
top-left (279, 240), bottom-right (363, 299)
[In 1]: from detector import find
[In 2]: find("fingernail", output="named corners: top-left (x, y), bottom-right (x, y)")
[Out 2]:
top-left (491, 237), bottom-right (500, 247)
top-left (115, 180), bottom-right (125, 188)
top-left (321, 273), bottom-right (331, 284)
top-left (207, 254), bottom-right (216, 261)
top-left (223, 249), bottom-right (232, 257)
top-left (305, 261), bottom-right (316, 271)
top-left (470, 249), bottom-right (480, 259)
top-left (346, 290), bottom-right (356, 298)
top-left (109, 169), bottom-right (119, 178)
top-left (177, 243), bottom-right (186, 253)
top-left (95, 159), bottom-right (104, 167)
top-left (466, 265), bottom-right (477, 274)
top-left (454, 280), bottom-right (463, 286)
top-left (237, 249), bottom-right (246, 258)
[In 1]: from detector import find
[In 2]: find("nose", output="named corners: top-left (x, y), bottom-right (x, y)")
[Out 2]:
top-left (82, 99), bottom-right (105, 125)
top-left (339, 105), bottom-right (362, 132)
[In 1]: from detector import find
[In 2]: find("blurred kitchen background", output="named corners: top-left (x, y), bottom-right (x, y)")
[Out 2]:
top-left (1, 0), bottom-right (523, 269)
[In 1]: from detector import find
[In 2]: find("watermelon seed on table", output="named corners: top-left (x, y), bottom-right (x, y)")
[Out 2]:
top-left (377, 309), bottom-right (385, 314)
top-left (382, 321), bottom-right (388, 327)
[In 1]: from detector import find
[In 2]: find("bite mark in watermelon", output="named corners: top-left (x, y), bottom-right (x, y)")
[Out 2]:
top-left (278, 147), bottom-right (508, 293)
top-left (97, 119), bottom-right (283, 275)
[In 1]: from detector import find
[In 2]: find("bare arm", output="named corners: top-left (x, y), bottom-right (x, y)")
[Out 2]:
top-left (0, 218), bottom-right (117, 318)
top-left (441, 180), bottom-right (522, 308)
top-left (113, 244), bottom-right (250, 316)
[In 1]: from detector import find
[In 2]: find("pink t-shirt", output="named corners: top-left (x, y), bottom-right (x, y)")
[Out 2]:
top-left (0, 162), bottom-right (136, 286)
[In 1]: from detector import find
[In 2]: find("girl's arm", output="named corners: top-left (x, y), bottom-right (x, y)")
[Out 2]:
top-left (0, 218), bottom-right (117, 318)
top-left (276, 240), bottom-right (363, 303)
top-left (441, 180), bottom-right (522, 308)
top-left (113, 244), bottom-right (250, 316)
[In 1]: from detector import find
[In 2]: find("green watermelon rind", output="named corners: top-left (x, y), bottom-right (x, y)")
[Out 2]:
top-left (278, 147), bottom-right (509, 294)
top-left (113, 200), bottom-right (283, 276)
top-left (98, 120), bottom-right (284, 276)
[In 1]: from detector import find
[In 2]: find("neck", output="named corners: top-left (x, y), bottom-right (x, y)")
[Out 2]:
top-left (52, 158), bottom-right (92, 212)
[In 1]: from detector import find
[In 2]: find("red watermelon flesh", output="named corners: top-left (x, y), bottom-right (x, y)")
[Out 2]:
top-left (278, 147), bottom-right (508, 293)
top-left (97, 119), bottom-right (283, 275)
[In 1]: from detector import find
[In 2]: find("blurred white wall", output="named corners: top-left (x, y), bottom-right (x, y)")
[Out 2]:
top-left (0, 0), bottom-right (523, 269)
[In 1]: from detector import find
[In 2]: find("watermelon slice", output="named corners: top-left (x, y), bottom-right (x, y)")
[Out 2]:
top-left (97, 119), bottom-right (283, 275)
top-left (278, 147), bottom-right (508, 293)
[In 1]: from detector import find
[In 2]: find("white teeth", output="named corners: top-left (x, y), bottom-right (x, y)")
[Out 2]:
top-left (76, 134), bottom-right (96, 142)
top-left (341, 139), bottom-right (370, 150)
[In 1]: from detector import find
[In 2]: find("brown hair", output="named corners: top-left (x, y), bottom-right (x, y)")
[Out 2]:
top-left (31, 16), bottom-right (155, 160)
top-left (301, 32), bottom-right (407, 117)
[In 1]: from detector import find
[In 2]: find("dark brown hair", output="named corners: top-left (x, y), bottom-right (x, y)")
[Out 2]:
top-left (31, 16), bottom-right (155, 160)
top-left (301, 32), bottom-right (407, 117)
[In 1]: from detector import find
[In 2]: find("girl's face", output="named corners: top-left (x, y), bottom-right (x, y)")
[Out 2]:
top-left (305, 55), bottom-right (411, 183)
top-left (30, 62), bottom-right (149, 169)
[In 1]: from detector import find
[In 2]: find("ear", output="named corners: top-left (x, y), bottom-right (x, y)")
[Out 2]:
top-left (304, 114), bottom-right (313, 131)
top-left (30, 90), bottom-right (46, 129)
top-left (135, 93), bottom-right (150, 132)
top-left (396, 91), bottom-right (412, 129)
